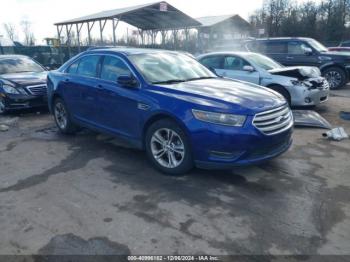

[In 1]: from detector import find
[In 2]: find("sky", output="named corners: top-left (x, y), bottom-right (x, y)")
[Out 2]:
top-left (0, 0), bottom-right (313, 44)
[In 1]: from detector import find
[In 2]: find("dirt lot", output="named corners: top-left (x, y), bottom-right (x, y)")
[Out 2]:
top-left (0, 86), bottom-right (349, 256)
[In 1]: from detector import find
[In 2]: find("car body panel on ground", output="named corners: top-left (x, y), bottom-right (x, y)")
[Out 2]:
top-left (47, 48), bottom-right (293, 172)
top-left (197, 52), bottom-right (330, 107)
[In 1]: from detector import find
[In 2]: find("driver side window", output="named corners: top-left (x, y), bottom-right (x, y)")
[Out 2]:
top-left (224, 56), bottom-right (249, 70)
top-left (100, 56), bottom-right (132, 82)
top-left (288, 42), bottom-right (311, 55)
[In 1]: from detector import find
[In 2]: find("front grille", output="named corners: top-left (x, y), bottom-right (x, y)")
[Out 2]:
top-left (253, 105), bottom-right (293, 136)
top-left (26, 84), bottom-right (47, 96)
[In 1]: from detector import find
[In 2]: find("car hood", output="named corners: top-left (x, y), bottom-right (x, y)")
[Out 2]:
top-left (321, 50), bottom-right (350, 56)
top-left (151, 78), bottom-right (286, 115)
top-left (269, 66), bottom-right (321, 80)
top-left (0, 71), bottom-right (47, 86)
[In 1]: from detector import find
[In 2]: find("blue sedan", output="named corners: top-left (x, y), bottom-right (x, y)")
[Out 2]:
top-left (47, 48), bottom-right (293, 175)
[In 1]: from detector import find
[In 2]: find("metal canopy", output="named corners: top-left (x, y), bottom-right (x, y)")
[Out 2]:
top-left (55, 1), bottom-right (201, 30)
top-left (196, 14), bottom-right (251, 29)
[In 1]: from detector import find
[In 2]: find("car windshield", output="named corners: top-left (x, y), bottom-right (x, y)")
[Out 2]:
top-left (307, 39), bottom-right (328, 52)
top-left (129, 52), bottom-right (216, 84)
top-left (0, 57), bottom-right (44, 75)
top-left (246, 53), bottom-right (283, 70)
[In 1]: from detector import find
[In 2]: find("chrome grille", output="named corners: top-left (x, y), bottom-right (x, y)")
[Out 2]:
top-left (253, 105), bottom-right (293, 136)
top-left (26, 84), bottom-right (47, 96)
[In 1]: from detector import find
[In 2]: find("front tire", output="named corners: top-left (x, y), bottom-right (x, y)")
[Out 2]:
top-left (323, 67), bottom-right (347, 90)
top-left (145, 119), bottom-right (193, 175)
top-left (0, 97), bottom-right (7, 115)
top-left (53, 98), bottom-right (78, 134)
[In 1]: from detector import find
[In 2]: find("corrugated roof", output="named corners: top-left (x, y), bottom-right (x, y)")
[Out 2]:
top-left (196, 14), bottom-right (235, 27)
top-left (196, 14), bottom-right (251, 29)
top-left (55, 1), bottom-right (201, 30)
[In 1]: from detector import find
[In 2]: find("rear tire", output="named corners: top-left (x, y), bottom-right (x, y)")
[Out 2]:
top-left (268, 85), bottom-right (291, 106)
top-left (145, 119), bottom-right (194, 175)
top-left (53, 98), bottom-right (78, 134)
top-left (323, 67), bottom-right (347, 90)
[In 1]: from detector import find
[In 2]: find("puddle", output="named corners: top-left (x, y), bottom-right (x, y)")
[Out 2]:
top-left (37, 234), bottom-right (131, 256)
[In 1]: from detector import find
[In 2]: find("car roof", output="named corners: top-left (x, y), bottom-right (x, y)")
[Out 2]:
top-left (247, 37), bottom-right (313, 42)
top-left (0, 54), bottom-right (30, 60)
top-left (198, 51), bottom-right (256, 57)
top-left (86, 47), bottom-right (181, 56)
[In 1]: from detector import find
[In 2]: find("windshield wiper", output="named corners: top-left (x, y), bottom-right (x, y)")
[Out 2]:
top-left (185, 76), bottom-right (217, 81)
top-left (152, 79), bottom-right (186, 84)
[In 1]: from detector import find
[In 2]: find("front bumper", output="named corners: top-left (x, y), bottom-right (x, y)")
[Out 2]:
top-left (0, 93), bottom-right (48, 111)
top-left (290, 85), bottom-right (330, 106)
top-left (187, 116), bottom-right (293, 170)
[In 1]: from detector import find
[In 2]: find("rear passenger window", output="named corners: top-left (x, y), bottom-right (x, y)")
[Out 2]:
top-left (101, 56), bottom-right (132, 81)
top-left (76, 55), bottom-right (100, 78)
top-left (200, 56), bottom-right (223, 69)
top-left (264, 42), bottom-right (287, 54)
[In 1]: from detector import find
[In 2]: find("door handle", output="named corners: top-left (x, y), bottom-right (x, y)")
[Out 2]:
top-left (286, 56), bottom-right (294, 60)
top-left (64, 78), bottom-right (70, 82)
top-left (96, 84), bottom-right (105, 90)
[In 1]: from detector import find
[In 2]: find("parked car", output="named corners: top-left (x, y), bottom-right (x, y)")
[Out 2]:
top-left (340, 40), bottom-right (350, 47)
top-left (197, 51), bottom-right (330, 107)
top-left (0, 55), bottom-right (48, 114)
top-left (245, 37), bottom-right (350, 89)
top-left (47, 48), bottom-right (293, 175)
top-left (328, 47), bottom-right (350, 53)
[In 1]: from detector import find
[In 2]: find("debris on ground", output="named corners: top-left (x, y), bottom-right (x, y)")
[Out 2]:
top-left (340, 111), bottom-right (350, 121)
top-left (0, 117), bottom-right (19, 127)
top-left (322, 127), bottom-right (349, 141)
top-left (292, 110), bottom-right (332, 129)
top-left (0, 124), bottom-right (9, 132)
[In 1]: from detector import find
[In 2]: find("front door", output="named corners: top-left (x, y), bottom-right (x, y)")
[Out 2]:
top-left (95, 55), bottom-right (141, 139)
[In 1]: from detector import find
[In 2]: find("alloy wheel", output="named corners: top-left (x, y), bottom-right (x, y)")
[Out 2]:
top-left (325, 71), bottom-right (342, 89)
top-left (54, 101), bottom-right (68, 130)
top-left (150, 128), bottom-right (185, 169)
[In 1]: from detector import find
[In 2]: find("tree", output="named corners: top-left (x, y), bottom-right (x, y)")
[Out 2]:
top-left (249, 0), bottom-right (350, 44)
top-left (3, 23), bottom-right (17, 41)
top-left (20, 20), bottom-right (35, 46)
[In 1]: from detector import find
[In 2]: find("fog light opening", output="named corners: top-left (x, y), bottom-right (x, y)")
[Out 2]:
top-left (305, 97), bottom-right (312, 104)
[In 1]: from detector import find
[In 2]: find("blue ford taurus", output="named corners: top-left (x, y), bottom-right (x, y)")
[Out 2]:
top-left (47, 48), bottom-right (293, 175)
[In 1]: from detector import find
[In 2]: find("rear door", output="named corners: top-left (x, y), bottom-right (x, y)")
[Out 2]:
top-left (63, 55), bottom-right (102, 124)
top-left (263, 41), bottom-right (289, 66)
top-left (221, 55), bottom-right (260, 84)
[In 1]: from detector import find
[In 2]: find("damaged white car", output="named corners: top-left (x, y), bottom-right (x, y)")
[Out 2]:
top-left (197, 52), bottom-right (330, 106)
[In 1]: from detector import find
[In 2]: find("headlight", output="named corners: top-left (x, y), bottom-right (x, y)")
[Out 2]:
top-left (1, 84), bottom-right (20, 94)
top-left (192, 109), bottom-right (246, 127)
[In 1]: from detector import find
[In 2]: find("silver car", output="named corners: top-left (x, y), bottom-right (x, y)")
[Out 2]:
top-left (197, 52), bottom-right (330, 106)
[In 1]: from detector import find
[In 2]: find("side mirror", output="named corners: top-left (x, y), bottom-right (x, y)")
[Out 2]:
top-left (117, 75), bottom-right (139, 88)
top-left (243, 65), bottom-right (255, 72)
top-left (304, 47), bottom-right (313, 55)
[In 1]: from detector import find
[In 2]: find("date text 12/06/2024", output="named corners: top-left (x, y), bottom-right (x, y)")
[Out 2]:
top-left (127, 255), bottom-right (220, 261)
